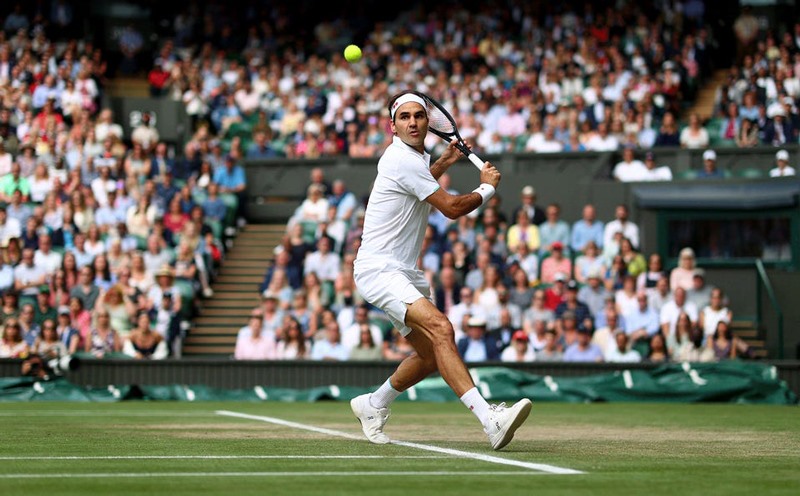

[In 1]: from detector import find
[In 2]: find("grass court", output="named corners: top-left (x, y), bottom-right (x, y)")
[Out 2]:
top-left (0, 401), bottom-right (798, 495)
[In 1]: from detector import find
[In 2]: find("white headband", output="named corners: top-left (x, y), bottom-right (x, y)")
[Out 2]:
top-left (391, 93), bottom-right (426, 120)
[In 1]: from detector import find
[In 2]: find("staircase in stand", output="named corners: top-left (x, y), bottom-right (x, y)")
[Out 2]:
top-left (182, 224), bottom-right (286, 358)
top-left (730, 319), bottom-right (768, 359)
top-left (683, 68), bottom-right (730, 121)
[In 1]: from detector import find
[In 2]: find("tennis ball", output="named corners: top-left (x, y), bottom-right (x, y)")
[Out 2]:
top-left (344, 44), bottom-right (362, 63)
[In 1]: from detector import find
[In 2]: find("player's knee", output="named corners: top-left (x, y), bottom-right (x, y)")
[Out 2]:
top-left (428, 318), bottom-right (456, 346)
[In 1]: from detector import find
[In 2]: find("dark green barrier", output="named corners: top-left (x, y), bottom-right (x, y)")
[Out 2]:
top-left (2, 362), bottom-right (795, 405)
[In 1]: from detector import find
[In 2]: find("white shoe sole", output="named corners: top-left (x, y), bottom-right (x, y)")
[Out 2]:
top-left (491, 399), bottom-right (532, 451)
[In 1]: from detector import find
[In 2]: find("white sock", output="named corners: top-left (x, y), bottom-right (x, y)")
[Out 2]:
top-left (370, 378), bottom-right (401, 409)
top-left (460, 387), bottom-right (490, 426)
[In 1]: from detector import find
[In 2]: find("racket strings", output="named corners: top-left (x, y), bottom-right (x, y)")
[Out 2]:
top-left (424, 103), bottom-right (455, 134)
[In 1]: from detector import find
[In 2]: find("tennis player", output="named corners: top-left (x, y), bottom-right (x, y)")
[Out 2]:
top-left (351, 91), bottom-right (532, 450)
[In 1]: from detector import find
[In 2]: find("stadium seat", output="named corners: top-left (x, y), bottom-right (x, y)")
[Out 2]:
top-left (675, 169), bottom-right (699, 180)
top-left (737, 167), bottom-right (765, 179)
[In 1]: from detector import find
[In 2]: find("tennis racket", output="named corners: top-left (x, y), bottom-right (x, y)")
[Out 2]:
top-left (415, 91), bottom-right (487, 170)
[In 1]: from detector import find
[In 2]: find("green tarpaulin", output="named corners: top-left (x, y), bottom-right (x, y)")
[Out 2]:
top-left (1, 362), bottom-right (796, 405)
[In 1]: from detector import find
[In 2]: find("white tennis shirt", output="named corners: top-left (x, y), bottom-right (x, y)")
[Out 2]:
top-left (354, 136), bottom-right (440, 272)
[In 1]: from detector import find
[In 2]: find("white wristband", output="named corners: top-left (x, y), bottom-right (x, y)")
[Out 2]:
top-left (472, 183), bottom-right (495, 206)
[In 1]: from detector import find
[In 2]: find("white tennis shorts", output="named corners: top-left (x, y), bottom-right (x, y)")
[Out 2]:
top-left (354, 266), bottom-right (431, 337)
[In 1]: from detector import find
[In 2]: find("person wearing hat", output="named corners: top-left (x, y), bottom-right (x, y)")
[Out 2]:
top-left (511, 185), bottom-right (546, 226)
top-left (500, 330), bottom-right (535, 362)
top-left (577, 269), bottom-right (609, 322)
top-left (769, 149), bottom-right (796, 177)
top-left (555, 279), bottom-right (593, 334)
top-left (540, 241), bottom-right (572, 285)
top-left (697, 149), bottom-right (725, 179)
top-left (33, 285), bottom-right (57, 326)
top-left (670, 247), bottom-right (698, 292)
top-left (456, 316), bottom-right (500, 363)
top-left (686, 268), bottom-right (713, 310)
top-left (147, 264), bottom-right (182, 315)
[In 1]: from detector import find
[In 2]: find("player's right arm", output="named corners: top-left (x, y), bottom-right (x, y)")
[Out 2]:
top-left (426, 163), bottom-right (501, 219)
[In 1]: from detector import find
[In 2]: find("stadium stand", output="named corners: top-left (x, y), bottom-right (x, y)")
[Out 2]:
top-left (0, 1), bottom-right (795, 365)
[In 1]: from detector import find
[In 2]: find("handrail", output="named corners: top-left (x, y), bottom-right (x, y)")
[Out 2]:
top-left (755, 259), bottom-right (785, 359)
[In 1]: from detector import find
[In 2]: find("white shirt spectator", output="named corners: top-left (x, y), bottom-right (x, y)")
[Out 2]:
top-left (585, 133), bottom-right (619, 151)
top-left (341, 322), bottom-right (384, 350)
top-left (769, 165), bottom-right (796, 177)
top-left (605, 346), bottom-right (642, 363)
top-left (34, 249), bottom-right (63, 275)
top-left (659, 300), bottom-right (699, 340)
top-left (304, 250), bottom-right (341, 283)
top-left (603, 219), bottom-right (640, 250)
top-left (613, 159), bottom-right (648, 182)
top-left (0, 216), bottom-right (21, 244)
top-left (14, 263), bottom-right (47, 296)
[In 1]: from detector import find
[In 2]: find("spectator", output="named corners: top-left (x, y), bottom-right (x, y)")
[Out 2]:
top-left (603, 204), bottom-right (640, 251)
top-left (348, 324), bottom-right (384, 361)
top-left (564, 326), bottom-right (604, 362)
top-left (275, 316), bottom-right (309, 360)
top-left (711, 320), bottom-right (750, 360)
top-left (123, 312), bottom-right (168, 359)
top-left (644, 332), bottom-right (670, 363)
top-left (33, 286), bottom-right (57, 327)
top-left (612, 146), bottom-right (647, 182)
top-left (670, 247), bottom-right (698, 292)
top-left (69, 265), bottom-right (100, 311)
top-left (85, 308), bottom-right (122, 358)
top-left (770, 149), bottom-right (796, 177)
top-left (310, 321), bottom-right (349, 361)
top-left (574, 241), bottom-right (605, 284)
top-left (605, 331), bottom-right (642, 363)
top-left (660, 287), bottom-right (699, 343)
top-left (686, 268), bottom-right (713, 310)
top-left (679, 113), bottom-right (710, 149)
top-left (0, 318), bottom-right (27, 358)
top-left (434, 266), bottom-right (461, 316)
top-left (457, 316), bottom-right (500, 363)
top-left (698, 287), bottom-right (733, 341)
top-left (654, 111), bottom-right (681, 147)
top-left (511, 185), bottom-right (546, 226)
top-left (624, 291), bottom-right (661, 347)
top-left (637, 254), bottom-right (665, 291)
top-left (697, 149), bottom-right (726, 179)
top-left (672, 317), bottom-right (715, 362)
top-left (640, 152), bottom-right (673, 181)
top-left (33, 319), bottom-right (68, 360)
top-left (234, 313), bottom-right (276, 360)
top-left (540, 243), bottom-right (572, 285)
top-left (14, 247), bottom-right (47, 298)
top-left (341, 304), bottom-right (383, 350)
top-left (570, 204), bottom-right (604, 253)
top-left (500, 330), bottom-right (535, 363)
top-left (506, 208), bottom-right (540, 254)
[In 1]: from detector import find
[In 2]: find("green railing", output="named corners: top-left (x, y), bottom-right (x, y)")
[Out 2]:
top-left (755, 259), bottom-right (785, 359)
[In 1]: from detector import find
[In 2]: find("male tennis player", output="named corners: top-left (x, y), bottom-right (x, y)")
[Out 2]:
top-left (351, 91), bottom-right (532, 450)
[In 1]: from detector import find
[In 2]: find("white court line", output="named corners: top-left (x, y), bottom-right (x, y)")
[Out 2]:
top-left (0, 455), bottom-right (439, 461)
top-left (0, 471), bottom-right (554, 479)
top-left (0, 412), bottom-right (216, 417)
top-left (216, 410), bottom-right (584, 475)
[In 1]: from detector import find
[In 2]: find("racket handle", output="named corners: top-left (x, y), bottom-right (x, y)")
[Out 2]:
top-left (467, 153), bottom-right (485, 170)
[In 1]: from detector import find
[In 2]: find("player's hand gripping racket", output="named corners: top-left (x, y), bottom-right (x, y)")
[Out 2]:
top-left (416, 91), bottom-right (487, 170)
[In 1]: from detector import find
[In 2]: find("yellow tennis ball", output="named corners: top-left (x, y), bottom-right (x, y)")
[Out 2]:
top-left (344, 44), bottom-right (362, 63)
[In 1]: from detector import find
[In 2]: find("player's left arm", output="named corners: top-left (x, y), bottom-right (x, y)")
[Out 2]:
top-left (429, 139), bottom-right (463, 180)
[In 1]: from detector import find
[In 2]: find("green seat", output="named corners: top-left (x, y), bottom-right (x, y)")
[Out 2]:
top-left (738, 167), bottom-right (765, 179)
top-left (675, 169), bottom-right (699, 180)
top-left (632, 339), bottom-right (651, 359)
top-left (300, 220), bottom-right (318, 244)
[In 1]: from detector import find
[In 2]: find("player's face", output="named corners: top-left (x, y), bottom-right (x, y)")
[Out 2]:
top-left (391, 102), bottom-right (428, 151)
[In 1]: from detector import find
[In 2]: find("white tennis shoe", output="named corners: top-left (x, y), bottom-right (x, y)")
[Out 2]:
top-left (350, 393), bottom-right (391, 444)
top-left (484, 399), bottom-right (533, 450)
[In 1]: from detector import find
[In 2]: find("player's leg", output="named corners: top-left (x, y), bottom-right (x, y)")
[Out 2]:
top-left (403, 297), bottom-right (533, 451)
top-left (402, 298), bottom-right (475, 396)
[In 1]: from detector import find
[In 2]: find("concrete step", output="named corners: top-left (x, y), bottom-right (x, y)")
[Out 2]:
top-left (195, 316), bottom-right (249, 326)
top-left (181, 345), bottom-right (234, 356)
top-left (186, 335), bottom-right (238, 345)
top-left (208, 283), bottom-right (260, 293)
top-left (215, 275), bottom-right (264, 284)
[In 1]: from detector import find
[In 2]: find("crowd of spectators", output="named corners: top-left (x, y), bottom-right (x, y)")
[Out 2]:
top-left (0, 4), bottom-right (242, 362)
top-left (711, 10), bottom-right (800, 149)
top-left (143, 0), bottom-right (719, 161)
top-left (237, 168), bottom-right (751, 364)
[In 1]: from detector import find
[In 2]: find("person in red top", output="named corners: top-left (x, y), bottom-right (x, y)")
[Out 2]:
top-left (33, 98), bottom-right (64, 129)
top-left (148, 61), bottom-right (171, 97)
top-left (543, 272), bottom-right (568, 311)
